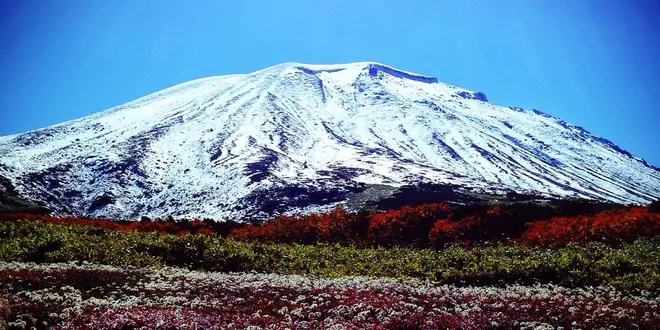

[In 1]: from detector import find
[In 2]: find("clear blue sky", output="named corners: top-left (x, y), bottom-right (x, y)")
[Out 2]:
top-left (1, 0), bottom-right (658, 165)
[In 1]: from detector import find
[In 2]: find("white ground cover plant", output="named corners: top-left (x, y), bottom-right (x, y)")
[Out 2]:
top-left (0, 261), bottom-right (658, 329)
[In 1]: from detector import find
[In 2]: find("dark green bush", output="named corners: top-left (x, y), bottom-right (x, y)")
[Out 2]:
top-left (650, 200), bottom-right (660, 213)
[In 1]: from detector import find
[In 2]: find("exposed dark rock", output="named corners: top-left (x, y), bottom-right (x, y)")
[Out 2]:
top-left (457, 91), bottom-right (488, 102)
top-left (366, 64), bottom-right (438, 83)
top-left (88, 193), bottom-right (116, 213)
top-left (0, 174), bottom-right (50, 214)
top-left (238, 183), bottom-right (363, 219)
top-left (245, 149), bottom-right (279, 183)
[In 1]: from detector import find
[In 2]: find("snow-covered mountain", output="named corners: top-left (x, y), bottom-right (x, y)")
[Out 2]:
top-left (1, 62), bottom-right (659, 219)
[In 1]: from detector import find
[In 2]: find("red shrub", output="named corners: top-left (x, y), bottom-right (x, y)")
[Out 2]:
top-left (228, 206), bottom-right (370, 245)
top-left (521, 206), bottom-right (660, 246)
top-left (228, 214), bottom-right (318, 244)
top-left (0, 213), bottom-right (215, 236)
top-left (368, 203), bottom-right (451, 248)
top-left (428, 219), bottom-right (459, 248)
top-left (226, 224), bottom-right (264, 242)
top-left (314, 206), bottom-right (370, 245)
top-left (5, 200), bottom-right (655, 248)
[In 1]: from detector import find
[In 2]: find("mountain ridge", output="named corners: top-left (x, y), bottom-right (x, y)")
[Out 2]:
top-left (1, 62), bottom-right (658, 220)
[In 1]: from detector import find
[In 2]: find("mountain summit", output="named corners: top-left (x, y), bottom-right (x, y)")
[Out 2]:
top-left (1, 62), bottom-right (658, 219)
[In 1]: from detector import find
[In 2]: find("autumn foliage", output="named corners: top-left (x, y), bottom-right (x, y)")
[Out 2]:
top-left (0, 213), bottom-right (216, 236)
top-left (521, 206), bottom-right (660, 246)
top-left (367, 203), bottom-right (451, 247)
top-left (2, 200), bottom-right (659, 248)
top-left (229, 202), bottom-right (659, 248)
top-left (229, 206), bottom-right (370, 245)
top-left (429, 203), bottom-right (557, 248)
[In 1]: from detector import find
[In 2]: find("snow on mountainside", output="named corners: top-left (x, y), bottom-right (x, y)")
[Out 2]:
top-left (0, 62), bottom-right (659, 220)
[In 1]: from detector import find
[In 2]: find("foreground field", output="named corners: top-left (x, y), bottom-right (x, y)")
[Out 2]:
top-left (1, 262), bottom-right (659, 330)
top-left (1, 204), bottom-right (659, 329)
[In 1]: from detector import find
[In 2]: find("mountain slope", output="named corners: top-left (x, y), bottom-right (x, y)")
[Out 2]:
top-left (0, 62), bottom-right (658, 219)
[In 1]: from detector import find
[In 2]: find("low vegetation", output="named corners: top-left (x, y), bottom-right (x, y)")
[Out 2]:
top-left (5, 199), bottom-right (658, 249)
top-left (230, 202), bottom-right (660, 248)
top-left (2, 200), bottom-right (659, 329)
top-left (1, 220), bottom-right (659, 292)
top-left (2, 262), bottom-right (659, 330)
